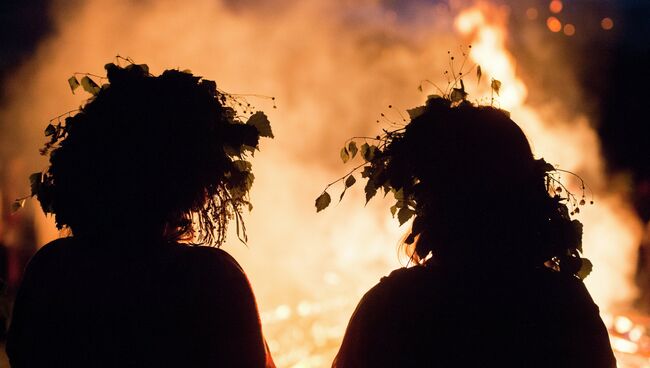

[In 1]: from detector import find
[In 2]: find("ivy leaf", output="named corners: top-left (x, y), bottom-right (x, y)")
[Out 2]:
top-left (340, 147), bottom-right (350, 163)
top-left (345, 175), bottom-right (356, 188)
top-left (339, 175), bottom-right (357, 202)
top-left (360, 143), bottom-right (370, 161)
top-left (491, 79), bottom-right (502, 95)
top-left (361, 166), bottom-right (373, 178)
top-left (68, 76), bottom-right (80, 94)
top-left (451, 80), bottom-right (467, 103)
top-left (348, 141), bottom-right (358, 159)
top-left (407, 106), bottom-right (425, 120)
top-left (11, 199), bottom-right (26, 213)
top-left (80, 76), bottom-right (101, 95)
top-left (44, 124), bottom-right (57, 137)
top-left (393, 188), bottom-right (405, 201)
top-left (476, 65), bottom-right (482, 85)
top-left (362, 145), bottom-right (378, 161)
top-left (397, 207), bottom-right (415, 225)
top-left (364, 180), bottom-right (378, 204)
top-left (233, 160), bottom-right (252, 172)
top-left (29, 172), bottom-right (43, 196)
top-left (577, 258), bottom-right (593, 280)
top-left (246, 111), bottom-right (274, 138)
top-left (315, 192), bottom-right (331, 212)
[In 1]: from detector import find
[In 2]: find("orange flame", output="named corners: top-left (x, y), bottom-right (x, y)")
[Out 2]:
top-left (455, 4), bottom-right (642, 314)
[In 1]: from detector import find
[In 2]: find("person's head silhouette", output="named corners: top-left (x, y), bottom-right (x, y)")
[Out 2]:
top-left (34, 63), bottom-right (270, 246)
top-left (327, 95), bottom-right (586, 275)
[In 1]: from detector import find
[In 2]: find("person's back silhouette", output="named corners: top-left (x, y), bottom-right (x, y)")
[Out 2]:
top-left (7, 63), bottom-right (275, 367)
top-left (331, 97), bottom-right (616, 367)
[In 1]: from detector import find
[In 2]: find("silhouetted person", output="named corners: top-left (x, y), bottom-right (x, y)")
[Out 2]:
top-left (6, 63), bottom-right (275, 367)
top-left (332, 98), bottom-right (616, 367)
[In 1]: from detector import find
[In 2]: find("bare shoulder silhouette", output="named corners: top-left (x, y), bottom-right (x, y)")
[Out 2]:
top-left (6, 63), bottom-right (275, 367)
top-left (331, 98), bottom-right (616, 367)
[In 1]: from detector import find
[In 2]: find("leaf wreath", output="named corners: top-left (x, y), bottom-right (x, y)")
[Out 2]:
top-left (316, 66), bottom-right (594, 279)
top-left (15, 58), bottom-right (275, 247)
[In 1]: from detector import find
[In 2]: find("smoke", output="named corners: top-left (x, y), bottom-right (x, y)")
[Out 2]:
top-left (0, 0), bottom-right (642, 366)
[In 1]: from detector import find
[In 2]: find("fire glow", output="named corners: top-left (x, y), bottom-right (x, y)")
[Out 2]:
top-left (0, 1), bottom-right (643, 366)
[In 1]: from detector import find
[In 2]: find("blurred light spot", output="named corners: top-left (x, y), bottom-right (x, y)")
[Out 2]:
top-left (563, 23), bottom-right (575, 36)
top-left (549, 0), bottom-right (563, 14)
top-left (297, 301), bottom-right (313, 317)
top-left (601, 17), bottom-right (614, 30)
top-left (630, 326), bottom-right (645, 342)
top-left (614, 315), bottom-right (634, 334)
top-left (526, 8), bottom-right (538, 20)
top-left (323, 272), bottom-right (340, 285)
top-left (546, 16), bottom-right (562, 32)
top-left (455, 8), bottom-right (485, 34)
top-left (611, 336), bottom-right (638, 354)
top-left (275, 305), bottom-right (292, 320)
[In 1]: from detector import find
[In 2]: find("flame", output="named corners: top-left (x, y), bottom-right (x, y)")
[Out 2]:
top-left (0, 0), bottom-right (644, 366)
top-left (455, 4), bottom-right (642, 313)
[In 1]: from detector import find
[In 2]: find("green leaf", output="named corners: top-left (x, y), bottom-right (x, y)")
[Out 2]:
top-left (390, 204), bottom-right (398, 217)
top-left (29, 172), bottom-right (42, 196)
top-left (345, 175), bottom-right (356, 188)
top-left (348, 141), bottom-right (358, 159)
top-left (364, 181), bottom-right (378, 204)
top-left (397, 207), bottom-right (415, 225)
top-left (450, 88), bottom-right (467, 103)
top-left (360, 143), bottom-right (370, 161)
top-left (44, 124), bottom-right (56, 137)
top-left (491, 79), bottom-right (502, 95)
top-left (315, 191), bottom-right (331, 212)
top-left (80, 76), bottom-right (101, 95)
top-left (393, 188), bottom-right (405, 201)
top-left (407, 106), bottom-right (425, 120)
top-left (361, 145), bottom-right (378, 161)
top-left (340, 147), bottom-right (350, 163)
top-left (246, 111), bottom-right (274, 138)
top-left (233, 160), bottom-right (252, 172)
top-left (11, 199), bottom-right (26, 213)
top-left (68, 76), bottom-right (80, 94)
top-left (577, 258), bottom-right (593, 279)
top-left (476, 65), bottom-right (482, 85)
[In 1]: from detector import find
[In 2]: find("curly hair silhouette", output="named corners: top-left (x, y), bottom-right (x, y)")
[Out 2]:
top-left (35, 63), bottom-right (265, 245)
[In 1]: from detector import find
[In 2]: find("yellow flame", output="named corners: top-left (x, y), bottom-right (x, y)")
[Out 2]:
top-left (455, 5), bottom-right (642, 314)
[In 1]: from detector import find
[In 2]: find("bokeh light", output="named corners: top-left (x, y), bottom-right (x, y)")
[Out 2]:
top-left (549, 0), bottom-right (563, 14)
top-left (601, 17), bottom-right (614, 31)
top-left (547, 16), bottom-right (562, 33)
top-left (526, 7), bottom-right (538, 20)
top-left (564, 23), bottom-right (576, 36)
